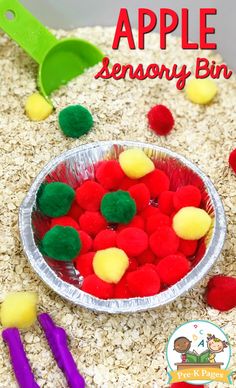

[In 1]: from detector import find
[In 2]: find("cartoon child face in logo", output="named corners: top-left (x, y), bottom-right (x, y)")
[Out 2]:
top-left (174, 337), bottom-right (191, 353)
top-left (207, 334), bottom-right (228, 354)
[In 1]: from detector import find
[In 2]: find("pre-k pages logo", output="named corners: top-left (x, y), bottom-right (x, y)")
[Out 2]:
top-left (166, 320), bottom-right (233, 385)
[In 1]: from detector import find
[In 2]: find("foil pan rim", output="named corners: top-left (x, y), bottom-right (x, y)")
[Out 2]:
top-left (19, 141), bottom-right (227, 313)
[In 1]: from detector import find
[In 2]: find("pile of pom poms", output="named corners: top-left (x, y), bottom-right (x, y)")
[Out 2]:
top-left (36, 148), bottom-right (212, 300)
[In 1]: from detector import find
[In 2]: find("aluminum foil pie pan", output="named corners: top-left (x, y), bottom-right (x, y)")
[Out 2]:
top-left (19, 141), bottom-right (226, 313)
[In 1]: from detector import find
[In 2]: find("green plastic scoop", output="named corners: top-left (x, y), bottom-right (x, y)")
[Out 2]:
top-left (0, 0), bottom-right (103, 96)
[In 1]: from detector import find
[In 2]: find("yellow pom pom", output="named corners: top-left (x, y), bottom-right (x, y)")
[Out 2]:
top-left (25, 93), bottom-right (53, 121)
top-left (185, 78), bottom-right (218, 105)
top-left (119, 148), bottom-right (155, 179)
top-left (173, 207), bottom-right (212, 240)
top-left (0, 292), bottom-right (38, 329)
top-left (93, 248), bottom-right (129, 284)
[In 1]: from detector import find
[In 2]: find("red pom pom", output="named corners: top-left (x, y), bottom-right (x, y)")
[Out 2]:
top-left (117, 227), bottom-right (148, 256)
top-left (173, 185), bottom-right (201, 211)
top-left (76, 180), bottom-right (106, 211)
top-left (137, 249), bottom-right (156, 265)
top-left (119, 176), bottom-right (138, 190)
top-left (81, 274), bottom-right (114, 299)
top-left (114, 275), bottom-right (132, 299)
top-left (93, 229), bottom-right (117, 251)
top-left (127, 266), bottom-right (161, 297)
top-left (74, 252), bottom-right (95, 277)
top-left (146, 213), bottom-right (171, 234)
top-left (171, 383), bottom-right (205, 388)
top-left (149, 226), bottom-right (179, 258)
top-left (156, 254), bottom-right (190, 285)
top-left (207, 275), bottom-right (236, 289)
top-left (128, 183), bottom-right (150, 212)
top-left (127, 257), bottom-right (138, 272)
top-left (147, 104), bottom-right (174, 136)
top-left (51, 216), bottom-right (80, 231)
top-left (78, 230), bottom-right (93, 254)
top-left (117, 215), bottom-right (145, 231)
top-left (95, 160), bottom-right (125, 190)
top-left (139, 205), bottom-right (160, 220)
top-left (142, 263), bottom-right (160, 274)
top-left (67, 200), bottom-right (83, 221)
top-left (205, 275), bottom-right (236, 311)
top-left (206, 287), bottom-right (236, 312)
top-left (229, 148), bottom-right (236, 174)
top-left (158, 191), bottom-right (175, 215)
top-left (141, 169), bottom-right (170, 198)
top-left (179, 239), bottom-right (198, 257)
top-left (128, 215), bottom-right (145, 229)
top-left (79, 211), bottom-right (107, 237)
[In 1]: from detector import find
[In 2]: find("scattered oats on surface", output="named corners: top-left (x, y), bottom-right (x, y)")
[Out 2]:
top-left (0, 27), bottom-right (236, 387)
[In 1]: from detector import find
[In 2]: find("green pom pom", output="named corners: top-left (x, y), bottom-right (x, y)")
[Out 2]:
top-left (101, 190), bottom-right (136, 224)
top-left (58, 104), bottom-right (93, 138)
top-left (38, 182), bottom-right (75, 217)
top-left (36, 183), bottom-right (46, 207)
top-left (41, 226), bottom-right (81, 261)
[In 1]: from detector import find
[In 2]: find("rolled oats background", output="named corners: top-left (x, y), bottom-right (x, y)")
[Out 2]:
top-left (0, 27), bottom-right (235, 387)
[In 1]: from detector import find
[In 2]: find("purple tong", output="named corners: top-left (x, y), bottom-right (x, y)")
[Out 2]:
top-left (38, 313), bottom-right (85, 388)
top-left (2, 314), bottom-right (85, 388)
top-left (2, 328), bottom-right (39, 388)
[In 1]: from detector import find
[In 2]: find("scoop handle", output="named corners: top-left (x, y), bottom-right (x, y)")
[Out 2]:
top-left (2, 328), bottom-right (39, 388)
top-left (0, 0), bottom-right (57, 64)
